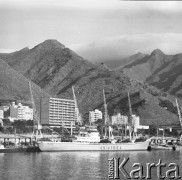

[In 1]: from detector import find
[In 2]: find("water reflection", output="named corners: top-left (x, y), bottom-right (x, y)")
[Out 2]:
top-left (0, 151), bottom-right (181, 180)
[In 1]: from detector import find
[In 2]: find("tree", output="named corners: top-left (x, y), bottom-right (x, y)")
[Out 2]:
top-left (27, 120), bottom-right (34, 126)
top-left (2, 119), bottom-right (11, 126)
top-left (149, 125), bottom-right (157, 136)
top-left (0, 125), bottom-right (4, 132)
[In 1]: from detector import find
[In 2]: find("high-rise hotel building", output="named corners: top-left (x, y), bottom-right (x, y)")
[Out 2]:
top-left (40, 97), bottom-right (77, 128)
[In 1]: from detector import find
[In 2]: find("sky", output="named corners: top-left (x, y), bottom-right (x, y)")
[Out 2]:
top-left (0, 0), bottom-right (182, 62)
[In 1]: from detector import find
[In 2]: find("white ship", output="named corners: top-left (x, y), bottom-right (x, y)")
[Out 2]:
top-left (38, 130), bottom-right (151, 152)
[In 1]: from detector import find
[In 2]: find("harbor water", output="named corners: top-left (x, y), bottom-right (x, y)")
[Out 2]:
top-left (0, 150), bottom-right (182, 180)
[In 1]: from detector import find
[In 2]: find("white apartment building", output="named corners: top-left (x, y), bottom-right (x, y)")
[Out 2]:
top-left (111, 113), bottom-right (128, 125)
top-left (40, 97), bottom-right (77, 128)
top-left (89, 109), bottom-right (103, 123)
top-left (0, 109), bottom-right (4, 119)
top-left (10, 102), bottom-right (33, 121)
top-left (17, 103), bottom-right (33, 120)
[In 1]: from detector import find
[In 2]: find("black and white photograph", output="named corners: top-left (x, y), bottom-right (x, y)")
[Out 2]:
top-left (0, 0), bottom-right (182, 179)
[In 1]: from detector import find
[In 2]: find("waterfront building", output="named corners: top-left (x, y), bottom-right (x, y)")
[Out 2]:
top-left (0, 119), bottom-right (3, 126)
top-left (131, 115), bottom-right (149, 131)
top-left (89, 109), bottom-right (103, 124)
top-left (0, 106), bottom-right (9, 112)
top-left (9, 102), bottom-right (18, 121)
top-left (111, 113), bottom-right (148, 130)
top-left (131, 114), bottom-right (140, 132)
top-left (40, 97), bottom-right (77, 128)
top-left (17, 103), bottom-right (33, 120)
top-left (111, 113), bottom-right (128, 125)
top-left (10, 102), bottom-right (33, 121)
top-left (0, 107), bottom-right (4, 127)
top-left (131, 114), bottom-right (140, 128)
top-left (0, 108), bottom-right (4, 119)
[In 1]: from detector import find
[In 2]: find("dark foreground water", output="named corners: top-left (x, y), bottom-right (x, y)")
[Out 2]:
top-left (0, 150), bottom-right (182, 180)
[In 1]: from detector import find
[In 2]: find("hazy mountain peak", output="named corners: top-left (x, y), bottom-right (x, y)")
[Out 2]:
top-left (21, 47), bottom-right (29, 51)
top-left (33, 39), bottom-right (65, 51)
top-left (98, 62), bottom-right (111, 70)
top-left (151, 49), bottom-right (165, 56)
top-left (131, 52), bottom-right (146, 59)
top-left (137, 52), bottom-right (143, 55)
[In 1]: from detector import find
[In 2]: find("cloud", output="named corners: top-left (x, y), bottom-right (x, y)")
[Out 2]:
top-left (75, 33), bottom-right (182, 62)
top-left (0, 48), bottom-right (15, 53)
top-left (2, 0), bottom-right (182, 12)
top-left (1, 0), bottom-right (182, 53)
top-left (0, 0), bottom-right (120, 9)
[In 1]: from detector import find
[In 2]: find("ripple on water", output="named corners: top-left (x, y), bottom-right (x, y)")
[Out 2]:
top-left (0, 150), bottom-right (181, 180)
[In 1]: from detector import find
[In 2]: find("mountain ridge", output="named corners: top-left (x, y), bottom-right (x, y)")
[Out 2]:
top-left (114, 49), bottom-right (182, 98)
top-left (0, 41), bottom-right (181, 125)
top-left (0, 58), bottom-right (49, 115)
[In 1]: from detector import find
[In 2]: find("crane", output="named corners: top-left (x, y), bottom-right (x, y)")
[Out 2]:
top-left (127, 92), bottom-right (137, 141)
top-left (29, 82), bottom-right (43, 141)
top-left (72, 86), bottom-right (82, 125)
top-left (103, 89), bottom-right (113, 139)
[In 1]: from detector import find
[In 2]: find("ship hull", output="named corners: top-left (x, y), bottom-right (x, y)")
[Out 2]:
top-left (151, 145), bottom-right (176, 150)
top-left (0, 147), bottom-right (24, 153)
top-left (38, 139), bottom-right (151, 152)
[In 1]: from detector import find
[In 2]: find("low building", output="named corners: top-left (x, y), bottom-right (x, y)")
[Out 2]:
top-left (1, 106), bottom-right (9, 112)
top-left (0, 108), bottom-right (4, 127)
top-left (89, 109), bottom-right (103, 124)
top-left (10, 102), bottom-right (33, 121)
top-left (17, 103), bottom-right (33, 120)
top-left (131, 114), bottom-right (140, 129)
top-left (10, 102), bottom-right (18, 120)
top-left (111, 113), bottom-right (128, 125)
top-left (0, 108), bottom-right (4, 119)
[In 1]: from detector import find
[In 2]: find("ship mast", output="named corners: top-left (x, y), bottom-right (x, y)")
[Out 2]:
top-left (128, 92), bottom-right (133, 125)
top-left (29, 82), bottom-right (43, 141)
top-left (176, 98), bottom-right (182, 127)
top-left (127, 92), bottom-right (135, 141)
top-left (176, 98), bottom-right (182, 142)
top-left (103, 89), bottom-right (109, 137)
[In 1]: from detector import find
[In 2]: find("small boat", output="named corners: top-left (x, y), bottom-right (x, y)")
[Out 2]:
top-left (0, 144), bottom-right (24, 153)
top-left (150, 137), bottom-right (176, 150)
top-left (24, 145), bottom-right (41, 152)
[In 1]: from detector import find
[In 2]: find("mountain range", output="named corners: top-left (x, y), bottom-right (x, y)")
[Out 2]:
top-left (114, 49), bottom-right (182, 98)
top-left (0, 40), bottom-right (181, 126)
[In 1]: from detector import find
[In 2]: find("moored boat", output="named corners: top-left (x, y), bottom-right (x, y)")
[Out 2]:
top-left (0, 144), bottom-right (24, 153)
top-left (38, 130), bottom-right (151, 152)
top-left (150, 137), bottom-right (176, 151)
top-left (38, 140), bottom-right (151, 152)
